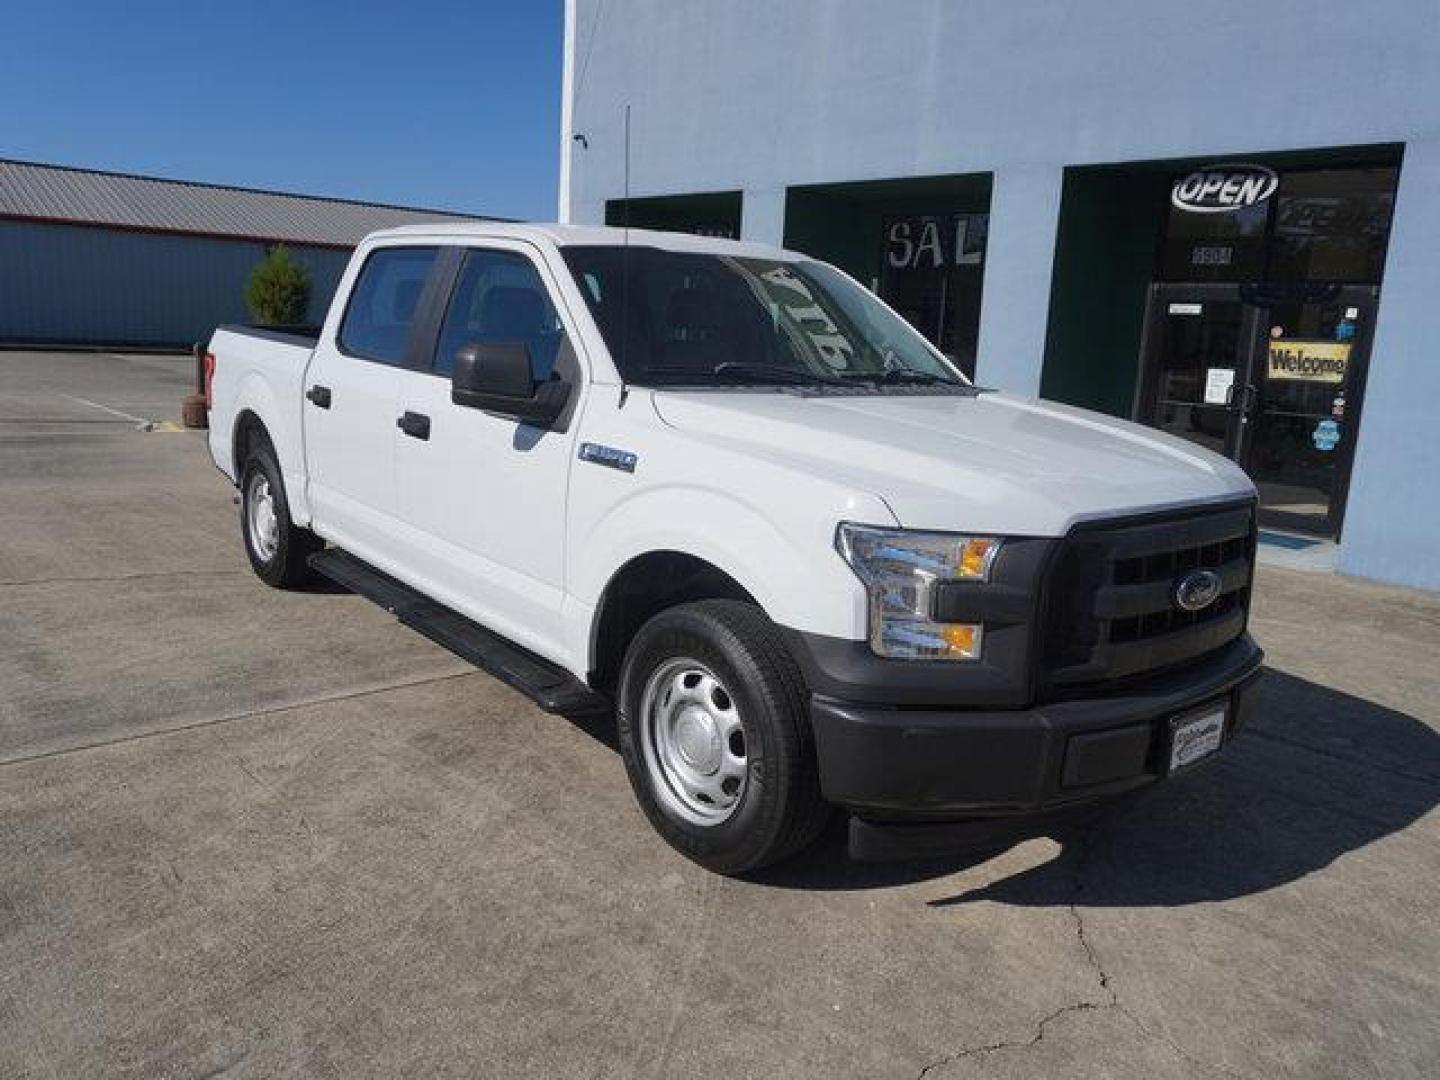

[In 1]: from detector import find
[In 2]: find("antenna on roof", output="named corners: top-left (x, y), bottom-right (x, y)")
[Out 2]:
top-left (618, 102), bottom-right (632, 407)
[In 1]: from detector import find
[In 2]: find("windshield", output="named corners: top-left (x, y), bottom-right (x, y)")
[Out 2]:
top-left (559, 246), bottom-right (968, 388)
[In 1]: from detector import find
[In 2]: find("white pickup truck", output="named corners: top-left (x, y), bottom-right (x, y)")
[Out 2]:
top-left (206, 223), bottom-right (1263, 873)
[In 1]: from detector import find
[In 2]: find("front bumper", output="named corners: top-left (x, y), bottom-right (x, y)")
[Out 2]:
top-left (801, 633), bottom-right (1263, 846)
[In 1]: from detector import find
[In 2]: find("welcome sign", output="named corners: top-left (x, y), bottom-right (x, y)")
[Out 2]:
top-left (1267, 340), bottom-right (1351, 384)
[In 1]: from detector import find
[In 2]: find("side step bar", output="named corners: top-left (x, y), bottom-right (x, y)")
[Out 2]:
top-left (308, 548), bottom-right (610, 716)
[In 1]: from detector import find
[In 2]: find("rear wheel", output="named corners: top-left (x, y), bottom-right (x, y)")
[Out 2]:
top-left (239, 441), bottom-right (321, 588)
top-left (617, 600), bottom-right (830, 874)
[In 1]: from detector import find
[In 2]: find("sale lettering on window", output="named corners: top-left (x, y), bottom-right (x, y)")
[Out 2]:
top-left (885, 214), bottom-right (988, 270)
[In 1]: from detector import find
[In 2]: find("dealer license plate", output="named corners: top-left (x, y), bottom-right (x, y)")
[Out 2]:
top-left (1168, 704), bottom-right (1227, 773)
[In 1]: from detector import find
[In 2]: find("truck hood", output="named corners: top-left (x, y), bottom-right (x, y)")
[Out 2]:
top-left (650, 389), bottom-right (1255, 536)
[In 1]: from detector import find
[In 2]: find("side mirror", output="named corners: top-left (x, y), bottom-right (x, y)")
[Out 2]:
top-left (451, 342), bottom-right (570, 426)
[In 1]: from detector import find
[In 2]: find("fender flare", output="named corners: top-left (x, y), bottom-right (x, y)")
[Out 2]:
top-left (229, 372), bottom-right (311, 525)
top-left (572, 484), bottom-right (859, 671)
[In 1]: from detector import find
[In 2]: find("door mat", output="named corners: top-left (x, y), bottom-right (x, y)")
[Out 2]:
top-left (1258, 530), bottom-right (1323, 550)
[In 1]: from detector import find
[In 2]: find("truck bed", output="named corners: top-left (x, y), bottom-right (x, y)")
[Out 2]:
top-left (215, 323), bottom-right (322, 347)
top-left (206, 323), bottom-right (317, 498)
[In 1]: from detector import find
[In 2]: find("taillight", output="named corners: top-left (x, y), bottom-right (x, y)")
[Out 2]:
top-left (203, 351), bottom-right (216, 409)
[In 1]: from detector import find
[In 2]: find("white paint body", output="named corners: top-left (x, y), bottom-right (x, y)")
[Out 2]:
top-left (208, 224), bottom-right (1255, 684)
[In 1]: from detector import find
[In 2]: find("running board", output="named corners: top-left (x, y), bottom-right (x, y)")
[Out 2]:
top-left (308, 548), bottom-right (610, 715)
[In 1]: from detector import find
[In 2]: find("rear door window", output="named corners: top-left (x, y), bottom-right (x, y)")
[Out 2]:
top-left (338, 247), bottom-right (439, 364)
top-left (433, 249), bottom-right (568, 378)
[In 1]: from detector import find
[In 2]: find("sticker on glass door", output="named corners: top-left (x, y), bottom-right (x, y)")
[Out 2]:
top-left (1204, 367), bottom-right (1236, 404)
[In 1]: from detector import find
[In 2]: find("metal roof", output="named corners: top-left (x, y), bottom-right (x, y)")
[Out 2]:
top-left (0, 159), bottom-right (498, 247)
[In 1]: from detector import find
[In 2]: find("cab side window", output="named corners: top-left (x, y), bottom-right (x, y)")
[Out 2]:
top-left (338, 247), bottom-right (439, 364)
top-left (434, 249), bottom-right (567, 378)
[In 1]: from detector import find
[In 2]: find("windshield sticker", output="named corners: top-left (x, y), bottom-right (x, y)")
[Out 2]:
top-left (759, 266), bottom-right (856, 371)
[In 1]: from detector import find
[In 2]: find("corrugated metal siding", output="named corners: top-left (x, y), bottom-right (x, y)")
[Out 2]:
top-left (0, 159), bottom-right (490, 246)
top-left (0, 219), bottom-right (352, 347)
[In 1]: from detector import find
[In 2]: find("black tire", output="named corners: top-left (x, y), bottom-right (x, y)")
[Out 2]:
top-left (617, 599), bottom-right (831, 874)
top-left (238, 439), bottom-right (322, 588)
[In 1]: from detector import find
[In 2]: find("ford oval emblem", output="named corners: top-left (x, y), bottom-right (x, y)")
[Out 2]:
top-left (1171, 164), bottom-right (1279, 214)
top-left (1174, 569), bottom-right (1223, 613)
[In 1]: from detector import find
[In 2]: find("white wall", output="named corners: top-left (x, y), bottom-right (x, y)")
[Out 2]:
top-left (1332, 137), bottom-right (1440, 589)
top-left (564, 0), bottom-right (1440, 590)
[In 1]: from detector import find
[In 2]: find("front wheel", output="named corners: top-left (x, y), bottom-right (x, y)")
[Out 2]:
top-left (239, 442), bottom-right (321, 588)
top-left (617, 600), bottom-right (830, 874)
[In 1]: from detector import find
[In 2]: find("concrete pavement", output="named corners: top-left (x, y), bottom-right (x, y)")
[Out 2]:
top-left (1, 350), bottom-right (1436, 1079)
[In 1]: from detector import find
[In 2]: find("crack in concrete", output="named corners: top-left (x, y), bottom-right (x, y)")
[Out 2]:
top-left (1067, 837), bottom-right (1113, 1003)
top-left (0, 569), bottom-right (247, 587)
top-left (916, 835), bottom-right (1246, 1079)
top-left (0, 668), bottom-right (476, 768)
top-left (227, 746), bottom-right (321, 858)
top-left (193, 1045), bottom-right (253, 1080)
top-left (916, 1001), bottom-right (1103, 1077)
top-left (1068, 841), bottom-right (1242, 1078)
top-left (915, 1001), bottom-right (1103, 1077)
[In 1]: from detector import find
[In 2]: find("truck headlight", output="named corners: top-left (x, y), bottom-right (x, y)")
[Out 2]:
top-left (835, 524), bottom-right (1000, 661)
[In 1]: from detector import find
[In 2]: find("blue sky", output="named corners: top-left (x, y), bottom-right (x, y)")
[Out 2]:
top-left (0, 1), bottom-right (563, 220)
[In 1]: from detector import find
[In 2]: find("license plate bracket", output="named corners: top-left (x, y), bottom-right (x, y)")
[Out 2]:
top-left (1168, 702), bottom-right (1228, 773)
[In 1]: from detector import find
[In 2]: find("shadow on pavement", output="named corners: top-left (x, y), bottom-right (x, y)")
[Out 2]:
top-left (562, 707), bottom-right (620, 752)
top-left (752, 668), bottom-right (1440, 900)
top-left (291, 574), bottom-right (353, 596)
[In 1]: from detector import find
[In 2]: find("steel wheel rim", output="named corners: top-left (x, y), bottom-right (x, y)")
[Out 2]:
top-left (246, 472), bottom-right (280, 563)
top-left (638, 658), bottom-right (748, 826)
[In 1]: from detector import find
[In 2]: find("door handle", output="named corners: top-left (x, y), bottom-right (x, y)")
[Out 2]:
top-left (397, 410), bottom-right (431, 441)
top-left (306, 385), bottom-right (332, 409)
top-left (1236, 383), bottom-right (1258, 424)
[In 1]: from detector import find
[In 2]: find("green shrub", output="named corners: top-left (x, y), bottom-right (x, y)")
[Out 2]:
top-left (245, 245), bottom-right (312, 325)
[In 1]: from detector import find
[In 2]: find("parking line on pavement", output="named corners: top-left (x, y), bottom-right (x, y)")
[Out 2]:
top-left (60, 394), bottom-right (150, 425)
top-left (58, 394), bottom-right (185, 432)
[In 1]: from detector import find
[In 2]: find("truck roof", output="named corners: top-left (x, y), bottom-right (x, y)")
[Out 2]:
top-left (365, 221), bottom-right (800, 260)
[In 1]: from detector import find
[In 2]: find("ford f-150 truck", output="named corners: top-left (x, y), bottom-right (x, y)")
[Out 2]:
top-left (206, 223), bottom-right (1263, 873)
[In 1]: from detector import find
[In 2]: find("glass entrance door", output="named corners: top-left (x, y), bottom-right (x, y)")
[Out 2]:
top-left (1137, 283), bottom-right (1377, 538)
top-left (1239, 284), bottom-right (1377, 536)
top-left (1137, 284), bottom-right (1262, 459)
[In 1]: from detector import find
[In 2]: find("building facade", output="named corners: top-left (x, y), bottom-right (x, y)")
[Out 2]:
top-left (0, 160), bottom-right (491, 349)
top-left (559, 0), bottom-right (1440, 592)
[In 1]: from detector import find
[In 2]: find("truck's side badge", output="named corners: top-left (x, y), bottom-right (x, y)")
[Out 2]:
top-left (579, 442), bottom-right (638, 473)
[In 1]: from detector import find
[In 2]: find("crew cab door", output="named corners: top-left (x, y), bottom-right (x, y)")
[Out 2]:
top-left (303, 244), bottom-right (440, 562)
top-left (391, 242), bottom-right (583, 660)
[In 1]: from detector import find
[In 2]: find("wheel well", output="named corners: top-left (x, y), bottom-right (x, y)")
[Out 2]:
top-left (590, 552), bottom-right (758, 695)
top-left (232, 410), bottom-right (271, 471)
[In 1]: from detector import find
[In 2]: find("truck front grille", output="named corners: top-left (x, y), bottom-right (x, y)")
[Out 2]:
top-left (1042, 501), bottom-right (1257, 691)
